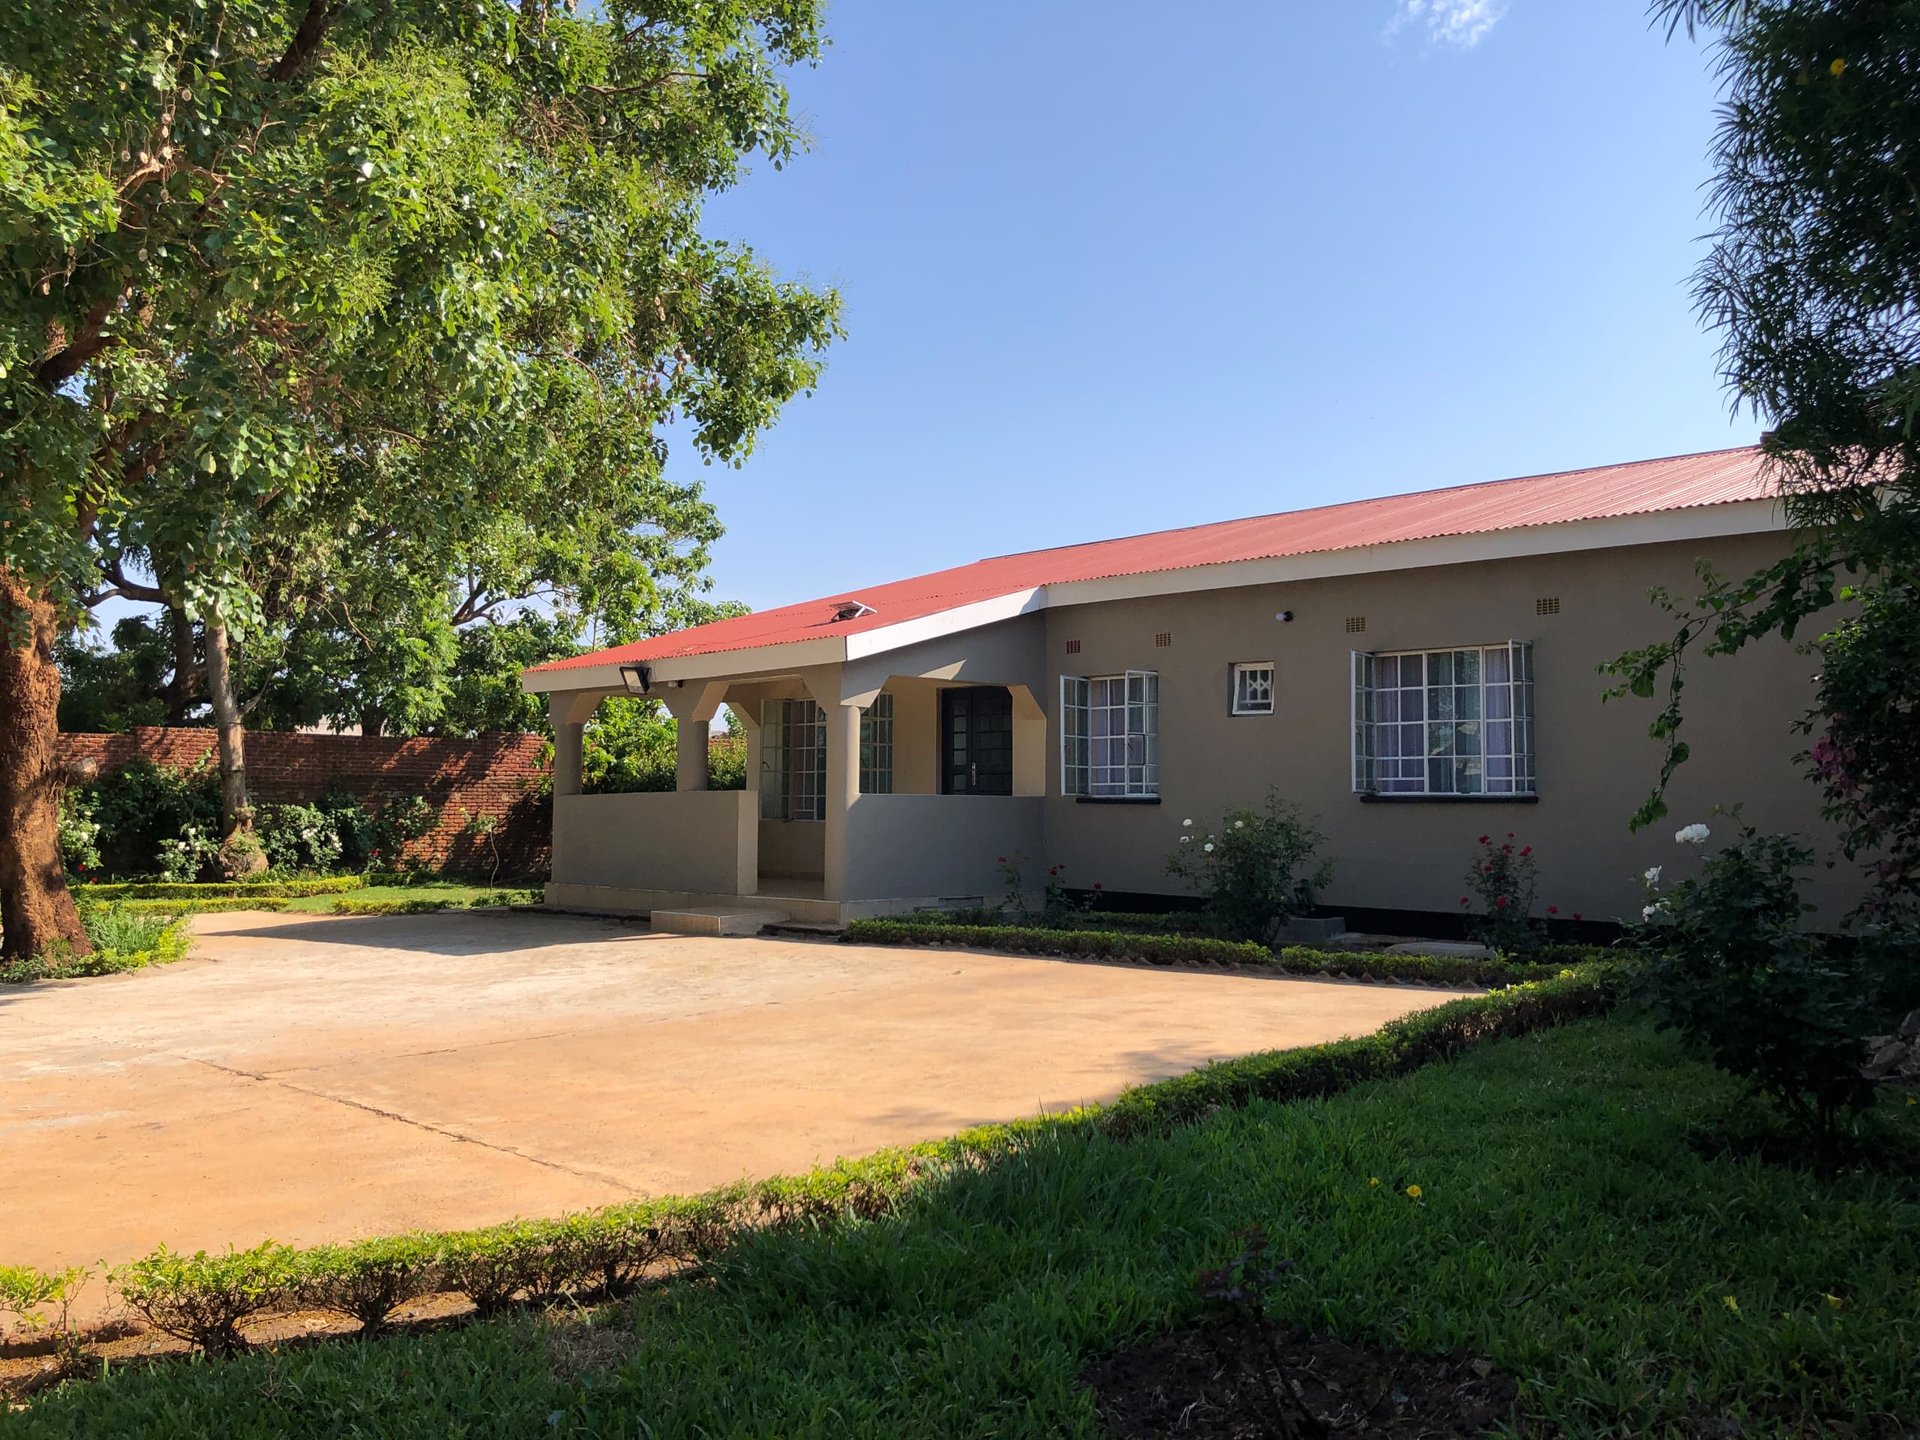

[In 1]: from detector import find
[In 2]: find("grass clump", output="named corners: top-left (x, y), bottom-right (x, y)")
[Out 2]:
top-left (0, 905), bottom-right (190, 983)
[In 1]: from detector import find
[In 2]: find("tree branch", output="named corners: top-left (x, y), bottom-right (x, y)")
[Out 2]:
top-left (269, 0), bottom-right (339, 83)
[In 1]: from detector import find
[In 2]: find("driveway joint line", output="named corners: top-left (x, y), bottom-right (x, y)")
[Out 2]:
top-left (185, 1056), bottom-right (638, 1196)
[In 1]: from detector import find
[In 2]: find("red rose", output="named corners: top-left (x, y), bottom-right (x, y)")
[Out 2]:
top-left (1495, 896), bottom-right (1508, 909)
top-left (1520, 846), bottom-right (1532, 857)
top-left (1093, 882), bottom-right (1104, 891)
top-left (1459, 896), bottom-right (1470, 906)
top-left (1547, 905), bottom-right (1558, 915)
top-left (996, 856), bottom-right (1006, 864)
top-left (1572, 912), bottom-right (1582, 922)
top-left (1477, 834), bottom-right (1490, 845)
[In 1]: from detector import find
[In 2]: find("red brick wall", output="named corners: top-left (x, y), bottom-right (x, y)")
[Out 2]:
top-left (57, 729), bottom-right (553, 878)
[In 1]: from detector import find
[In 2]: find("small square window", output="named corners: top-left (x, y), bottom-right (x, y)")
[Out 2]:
top-left (1230, 662), bottom-right (1275, 716)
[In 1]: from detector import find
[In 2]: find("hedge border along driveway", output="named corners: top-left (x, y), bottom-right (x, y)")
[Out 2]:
top-left (842, 917), bottom-right (1608, 988)
top-left (2, 964), bottom-right (1621, 1365)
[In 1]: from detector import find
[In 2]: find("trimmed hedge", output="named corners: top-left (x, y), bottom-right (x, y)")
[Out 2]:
top-left (4, 964), bottom-right (1619, 1361)
top-left (75, 877), bottom-right (365, 901)
top-left (843, 918), bottom-right (1602, 987)
top-left (330, 897), bottom-right (459, 916)
top-left (102, 897), bottom-right (292, 916)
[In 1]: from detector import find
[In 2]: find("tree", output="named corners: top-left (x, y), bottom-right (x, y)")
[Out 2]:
top-left (1609, 1), bottom-right (1920, 918)
top-left (1, 0), bottom-right (839, 955)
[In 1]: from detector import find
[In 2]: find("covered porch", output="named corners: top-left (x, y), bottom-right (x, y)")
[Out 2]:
top-left (531, 614), bottom-right (1050, 926)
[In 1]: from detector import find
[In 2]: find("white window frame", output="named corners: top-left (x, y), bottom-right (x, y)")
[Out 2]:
top-left (1229, 661), bottom-right (1275, 716)
top-left (859, 693), bottom-right (894, 795)
top-left (1350, 642), bottom-right (1534, 797)
top-left (760, 698), bottom-right (828, 820)
top-left (1060, 669), bottom-right (1158, 798)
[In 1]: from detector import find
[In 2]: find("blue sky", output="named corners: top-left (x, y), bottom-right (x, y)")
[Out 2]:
top-left (680, 0), bottom-right (1751, 614)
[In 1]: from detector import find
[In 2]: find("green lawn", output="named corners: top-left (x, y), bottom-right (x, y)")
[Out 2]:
top-left (14, 1017), bottom-right (1917, 1438)
top-left (282, 883), bottom-right (538, 913)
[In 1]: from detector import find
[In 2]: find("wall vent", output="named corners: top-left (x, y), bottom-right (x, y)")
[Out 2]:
top-left (1536, 596), bottom-right (1562, 616)
top-left (1064, 638), bottom-right (1081, 655)
top-left (1154, 631), bottom-right (1173, 648)
top-left (1345, 615), bottom-right (1367, 634)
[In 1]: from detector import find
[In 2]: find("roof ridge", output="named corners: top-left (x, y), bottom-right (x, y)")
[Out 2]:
top-left (971, 443), bottom-right (1763, 566)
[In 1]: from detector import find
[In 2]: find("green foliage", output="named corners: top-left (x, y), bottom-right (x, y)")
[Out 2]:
top-left (1608, 4), bottom-right (1920, 868)
top-left (1634, 821), bottom-right (1881, 1152)
top-left (76, 759), bottom-right (221, 879)
top-left (322, 886), bottom-right (537, 916)
top-left (110, 1243), bottom-right (300, 1356)
top-left (1, 0), bottom-right (838, 753)
top-left (56, 785), bottom-right (101, 877)
top-left (56, 614), bottom-right (189, 731)
top-left (1460, 831), bottom-right (1544, 954)
top-left (582, 697), bottom-right (747, 792)
top-left (1, 906), bottom-right (189, 982)
top-left (296, 1235), bottom-right (442, 1335)
top-left (843, 918), bottom-right (1591, 988)
top-left (254, 801), bottom-right (345, 873)
top-left (369, 795), bottom-right (439, 870)
top-left (74, 876), bottom-right (364, 899)
top-left (1802, 581), bottom-right (1920, 921)
top-left (106, 896), bottom-right (291, 916)
top-left (0, 1264), bottom-right (85, 1329)
top-left (1165, 794), bottom-right (1333, 943)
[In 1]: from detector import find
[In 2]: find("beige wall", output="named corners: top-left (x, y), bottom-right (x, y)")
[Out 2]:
top-left (1040, 532), bottom-right (1858, 926)
top-left (758, 820), bottom-right (824, 879)
top-left (844, 794), bottom-right (1044, 901)
top-left (553, 790), bottom-right (757, 895)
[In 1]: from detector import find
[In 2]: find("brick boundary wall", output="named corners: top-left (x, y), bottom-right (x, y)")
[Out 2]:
top-left (57, 729), bottom-right (553, 878)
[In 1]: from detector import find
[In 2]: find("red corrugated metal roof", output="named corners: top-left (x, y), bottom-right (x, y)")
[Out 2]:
top-left (530, 445), bottom-right (1773, 674)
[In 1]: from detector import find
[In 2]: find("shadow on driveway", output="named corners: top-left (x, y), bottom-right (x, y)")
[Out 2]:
top-left (205, 910), bottom-right (662, 956)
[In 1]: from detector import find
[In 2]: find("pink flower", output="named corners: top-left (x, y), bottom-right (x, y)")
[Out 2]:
top-left (996, 856), bottom-right (1006, 864)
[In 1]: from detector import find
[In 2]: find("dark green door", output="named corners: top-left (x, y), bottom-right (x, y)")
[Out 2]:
top-left (941, 686), bottom-right (1014, 795)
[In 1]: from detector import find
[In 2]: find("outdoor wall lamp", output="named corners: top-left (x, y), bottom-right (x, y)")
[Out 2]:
top-left (620, 664), bottom-right (652, 693)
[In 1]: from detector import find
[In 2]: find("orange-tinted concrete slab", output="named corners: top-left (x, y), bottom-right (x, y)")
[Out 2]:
top-left (0, 910), bottom-right (1469, 1294)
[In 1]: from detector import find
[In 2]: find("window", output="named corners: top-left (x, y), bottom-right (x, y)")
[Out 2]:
top-left (1351, 642), bottom-right (1534, 796)
top-left (760, 698), bottom-right (827, 820)
top-left (1230, 662), bottom-right (1275, 716)
top-left (1061, 670), bottom-right (1158, 797)
top-left (859, 693), bottom-right (894, 795)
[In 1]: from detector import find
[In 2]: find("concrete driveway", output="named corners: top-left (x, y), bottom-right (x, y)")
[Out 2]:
top-left (0, 910), bottom-right (1468, 1281)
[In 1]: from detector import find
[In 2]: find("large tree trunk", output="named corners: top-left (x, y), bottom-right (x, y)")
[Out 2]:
top-left (164, 601), bottom-right (199, 724)
top-left (0, 569), bottom-right (91, 960)
top-left (203, 610), bottom-right (265, 874)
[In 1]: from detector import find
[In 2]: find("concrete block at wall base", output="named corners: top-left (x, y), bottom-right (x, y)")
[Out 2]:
top-left (1280, 915), bottom-right (1348, 944)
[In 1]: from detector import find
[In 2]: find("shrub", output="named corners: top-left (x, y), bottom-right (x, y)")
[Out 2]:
top-left (57, 786), bottom-right (101, 878)
top-left (111, 1243), bottom-right (300, 1355)
top-left (1461, 831), bottom-right (1545, 954)
top-left (1635, 819), bottom-right (1879, 1152)
top-left (437, 1224), bottom-right (545, 1315)
top-left (331, 897), bottom-right (457, 916)
top-left (370, 795), bottom-right (439, 870)
top-left (104, 896), bottom-right (292, 916)
top-left (256, 802), bottom-right (347, 873)
top-left (318, 786), bottom-right (376, 869)
top-left (1166, 792), bottom-right (1332, 943)
top-left (0, 1264), bottom-right (86, 1332)
top-left (81, 758), bottom-right (222, 879)
top-left (2, 908), bottom-right (190, 984)
top-left (296, 1235), bottom-right (442, 1334)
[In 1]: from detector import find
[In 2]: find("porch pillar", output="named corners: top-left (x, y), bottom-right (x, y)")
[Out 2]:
top-left (548, 692), bottom-right (601, 798)
top-left (821, 699), bottom-right (861, 901)
top-left (659, 680), bottom-right (731, 792)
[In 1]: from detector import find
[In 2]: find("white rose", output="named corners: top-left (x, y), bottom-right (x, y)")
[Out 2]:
top-left (1233, 820), bottom-right (1245, 829)
top-left (357, 159), bottom-right (375, 179)
top-left (1674, 823), bottom-right (1711, 846)
top-left (1179, 835), bottom-right (1191, 844)
top-left (1203, 843), bottom-right (1214, 853)
top-left (1643, 866), bottom-right (1661, 884)
top-left (1642, 904), bottom-right (1660, 921)
top-left (1182, 818), bottom-right (1193, 827)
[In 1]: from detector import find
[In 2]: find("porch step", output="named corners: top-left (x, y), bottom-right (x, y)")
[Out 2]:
top-left (650, 906), bottom-right (792, 938)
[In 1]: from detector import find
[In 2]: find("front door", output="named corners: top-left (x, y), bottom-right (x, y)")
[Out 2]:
top-left (941, 686), bottom-right (1014, 795)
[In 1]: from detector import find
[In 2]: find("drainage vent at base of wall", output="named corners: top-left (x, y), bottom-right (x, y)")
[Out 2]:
top-left (1345, 616), bottom-right (1367, 634)
top-left (1154, 632), bottom-right (1172, 648)
top-left (1536, 596), bottom-right (1562, 616)
top-left (1064, 639), bottom-right (1081, 655)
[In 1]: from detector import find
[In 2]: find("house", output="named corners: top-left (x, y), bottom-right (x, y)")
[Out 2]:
top-left (522, 445), bottom-right (1855, 931)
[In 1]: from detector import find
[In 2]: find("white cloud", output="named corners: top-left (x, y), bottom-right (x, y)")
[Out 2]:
top-left (1387, 0), bottom-right (1507, 48)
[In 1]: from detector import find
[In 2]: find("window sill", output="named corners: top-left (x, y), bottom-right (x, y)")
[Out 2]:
top-left (1357, 792), bottom-right (1538, 805)
top-left (1073, 795), bottom-right (1162, 805)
